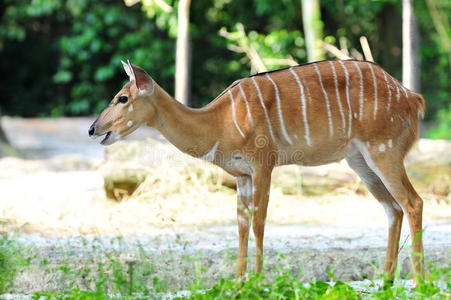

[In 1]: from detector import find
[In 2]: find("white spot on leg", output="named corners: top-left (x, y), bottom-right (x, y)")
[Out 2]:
top-left (127, 120), bottom-right (133, 127)
top-left (380, 202), bottom-right (395, 227)
top-left (237, 215), bottom-right (248, 226)
top-left (378, 143), bottom-right (386, 152)
top-left (388, 139), bottom-right (393, 148)
top-left (128, 104), bottom-right (134, 112)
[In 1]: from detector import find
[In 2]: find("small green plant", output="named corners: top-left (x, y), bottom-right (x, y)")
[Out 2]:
top-left (0, 234), bottom-right (28, 294)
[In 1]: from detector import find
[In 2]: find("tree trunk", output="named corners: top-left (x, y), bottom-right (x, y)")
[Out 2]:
top-left (0, 117), bottom-right (8, 144)
top-left (301, 0), bottom-right (325, 62)
top-left (175, 0), bottom-right (192, 106)
top-left (402, 0), bottom-right (420, 92)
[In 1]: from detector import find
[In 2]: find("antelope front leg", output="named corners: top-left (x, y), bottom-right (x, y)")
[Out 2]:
top-left (251, 168), bottom-right (273, 273)
top-left (236, 176), bottom-right (252, 277)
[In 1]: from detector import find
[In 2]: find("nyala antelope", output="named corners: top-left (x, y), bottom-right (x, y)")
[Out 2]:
top-left (89, 59), bottom-right (425, 284)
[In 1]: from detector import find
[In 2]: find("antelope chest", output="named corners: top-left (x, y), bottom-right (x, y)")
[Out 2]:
top-left (220, 155), bottom-right (254, 177)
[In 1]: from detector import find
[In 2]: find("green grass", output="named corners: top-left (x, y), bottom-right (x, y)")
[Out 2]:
top-left (0, 234), bottom-right (449, 299)
top-left (0, 233), bottom-right (29, 294)
top-left (31, 270), bottom-right (450, 300)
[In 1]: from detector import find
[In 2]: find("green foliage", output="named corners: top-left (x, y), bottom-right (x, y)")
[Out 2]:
top-left (0, 234), bottom-right (28, 293)
top-left (426, 107), bottom-right (451, 140)
top-left (0, 0), bottom-right (174, 116)
top-left (178, 273), bottom-right (361, 300)
top-left (0, 0), bottom-right (449, 122)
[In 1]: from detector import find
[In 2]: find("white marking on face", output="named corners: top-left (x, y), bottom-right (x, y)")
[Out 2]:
top-left (228, 91), bottom-right (245, 138)
top-left (388, 139), bottom-right (393, 148)
top-left (127, 120), bottom-right (133, 127)
top-left (200, 141), bottom-right (219, 162)
top-left (390, 116), bottom-right (394, 122)
top-left (378, 143), bottom-right (386, 152)
top-left (382, 71), bottom-right (392, 111)
top-left (289, 67), bottom-right (312, 146)
top-left (368, 63), bottom-right (378, 120)
top-left (329, 61), bottom-right (346, 133)
top-left (128, 104), bottom-right (133, 112)
top-left (265, 73), bottom-right (292, 145)
top-left (238, 83), bottom-right (254, 127)
top-left (251, 77), bottom-right (277, 143)
top-left (313, 64), bottom-right (334, 137)
top-left (338, 61), bottom-right (353, 137)
top-left (352, 61), bottom-right (365, 120)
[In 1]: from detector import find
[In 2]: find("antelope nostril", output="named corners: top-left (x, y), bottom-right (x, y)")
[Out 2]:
top-left (88, 125), bottom-right (95, 136)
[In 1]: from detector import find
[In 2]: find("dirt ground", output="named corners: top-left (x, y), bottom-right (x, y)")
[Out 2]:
top-left (0, 117), bottom-right (450, 292)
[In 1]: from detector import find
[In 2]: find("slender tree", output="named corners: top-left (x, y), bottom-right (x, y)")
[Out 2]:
top-left (301, 0), bottom-right (325, 62)
top-left (0, 118), bottom-right (8, 144)
top-left (175, 0), bottom-right (192, 106)
top-left (402, 0), bottom-right (420, 92)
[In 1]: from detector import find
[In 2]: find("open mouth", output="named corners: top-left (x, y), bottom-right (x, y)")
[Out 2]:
top-left (98, 131), bottom-right (119, 146)
top-left (100, 131), bottom-right (112, 145)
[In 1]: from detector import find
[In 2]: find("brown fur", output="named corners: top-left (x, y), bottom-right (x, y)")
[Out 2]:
top-left (90, 60), bottom-right (426, 284)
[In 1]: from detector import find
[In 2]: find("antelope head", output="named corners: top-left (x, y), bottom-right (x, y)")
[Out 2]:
top-left (88, 61), bottom-right (156, 145)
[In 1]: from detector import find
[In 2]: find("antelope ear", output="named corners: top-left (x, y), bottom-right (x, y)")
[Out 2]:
top-left (128, 60), bottom-right (154, 94)
top-left (121, 60), bottom-right (135, 81)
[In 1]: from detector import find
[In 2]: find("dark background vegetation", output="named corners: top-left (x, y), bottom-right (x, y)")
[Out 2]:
top-left (0, 0), bottom-right (449, 136)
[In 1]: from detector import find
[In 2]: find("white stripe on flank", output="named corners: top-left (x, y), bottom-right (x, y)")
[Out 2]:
top-left (352, 61), bottom-right (364, 120)
top-left (329, 61), bottom-right (346, 132)
top-left (228, 90), bottom-right (245, 138)
top-left (251, 77), bottom-right (277, 143)
top-left (368, 63), bottom-right (378, 120)
top-left (401, 86), bottom-right (408, 98)
top-left (338, 61), bottom-right (353, 137)
top-left (313, 64), bottom-right (334, 137)
top-left (289, 67), bottom-right (312, 146)
top-left (238, 83), bottom-right (254, 127)
top-left (382, 70), bottom-right (392, 110)
top-left (265, 73), bottom-right (292, 145)
top-left (393, 76), bottom-right (401, 102)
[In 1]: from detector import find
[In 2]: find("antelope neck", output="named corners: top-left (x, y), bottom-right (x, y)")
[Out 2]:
top-left (150, 85), bottom-right (218, 157)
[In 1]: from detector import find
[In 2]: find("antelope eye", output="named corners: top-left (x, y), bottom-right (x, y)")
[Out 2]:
top-left (118, 96), bottom-right (128, 104)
